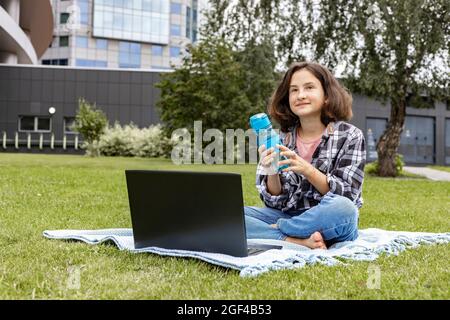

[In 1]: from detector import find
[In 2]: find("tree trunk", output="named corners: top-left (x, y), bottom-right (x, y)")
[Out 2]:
top-left (376, 95), bottom-right (407, 177)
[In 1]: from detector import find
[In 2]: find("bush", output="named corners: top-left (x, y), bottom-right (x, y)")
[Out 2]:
top-left (366, 154), bottom-right (405, 176)
top-left (73, 98), bottom-right (108, 145)
top-left (85, 122), bottom-right (174, 158)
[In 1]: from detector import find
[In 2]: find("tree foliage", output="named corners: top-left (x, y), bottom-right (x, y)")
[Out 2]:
top-left (297, 0), bottom-right (449, 176)
top-left (156, 35), bottom-right (278, 136)
top-left (206, 0), bottom-right (449, 176)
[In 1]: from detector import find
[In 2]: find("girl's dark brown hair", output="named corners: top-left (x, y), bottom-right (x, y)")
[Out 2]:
top-left (268, 61), bottom-right (353, 132)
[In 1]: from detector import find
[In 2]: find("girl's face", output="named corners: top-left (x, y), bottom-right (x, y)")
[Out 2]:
top-left (288, 69), bottom-right (326, 120)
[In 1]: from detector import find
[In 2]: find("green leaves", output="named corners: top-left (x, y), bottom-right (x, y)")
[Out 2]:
top-left (73, 98), bottom-right (108, 145)
top-left (156, 36), bottom-right (277, 136)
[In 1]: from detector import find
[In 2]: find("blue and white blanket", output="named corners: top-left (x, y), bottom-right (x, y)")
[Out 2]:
top-left (43, 228), bottom-right (450, 277)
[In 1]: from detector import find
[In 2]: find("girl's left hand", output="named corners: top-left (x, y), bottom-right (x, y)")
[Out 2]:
top-left (277, 144), bottom-right (314, 176)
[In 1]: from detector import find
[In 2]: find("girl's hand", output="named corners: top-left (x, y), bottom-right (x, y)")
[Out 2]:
top-left (258, 145), bottom-right (279, 175)
top-left (277, 144), bottom-right (314, 176)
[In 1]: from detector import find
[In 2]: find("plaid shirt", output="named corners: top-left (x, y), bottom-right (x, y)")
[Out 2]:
top-left (256, 121), bottom-right (366, 212)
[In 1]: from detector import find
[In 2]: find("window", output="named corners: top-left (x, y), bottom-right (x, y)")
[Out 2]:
top-left (38, 118), bottom-right (51, 131)
top-left (366, 118), bottom-right (387, 161)
top-left (119, 41), bottom-right (141, 68)
top-left (79, 0), bottom-right (89, 25)
top-left (152, 45), bottom-right (163, 56)
top-left (171, 3), bottom-right (182, 14)
top-left (170, 46), bottom-right (180, 58)
top-left (76, 59), bottom-right (107, 68)
top-left (59, 36), bottom-right (69, 47)
top-left (42, 59), bottom-right (68, 66)
top-left (96, 39), bottom-right (108, 49)
top-left (60, 13), bottom-right (70, 24)
top-left (170, 24), bottom-right (181, 36)
top-left (19, 116), bottom-right (34, 131)
top-left (75, 36), bottom-right (88, 48)
top-left (64, 117), bottom-right (77, 134)
top-left (19, 116), bottom-right (51, 132)
top-left (92, 0), bottom-right (170, 44)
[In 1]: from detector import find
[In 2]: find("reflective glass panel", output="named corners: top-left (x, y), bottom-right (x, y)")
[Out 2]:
top-left (93, 0), bottom-right (169, 43)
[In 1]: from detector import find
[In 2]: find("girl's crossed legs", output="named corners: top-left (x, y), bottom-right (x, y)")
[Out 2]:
top-left (244, 192), bottom-right (359, 249)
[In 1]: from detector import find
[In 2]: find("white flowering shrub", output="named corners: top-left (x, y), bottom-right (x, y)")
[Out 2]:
top-left (85, 122), bottom-right (173, 158)
top-left (134, 124), bottom-right (173, 158)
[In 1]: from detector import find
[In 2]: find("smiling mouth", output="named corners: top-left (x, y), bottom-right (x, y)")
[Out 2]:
top-left (295, 103), bottom-right (310, 107)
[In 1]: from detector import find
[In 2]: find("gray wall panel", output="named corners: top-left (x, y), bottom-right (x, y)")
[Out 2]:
top-left (19, 81), bottom-right (31, 102)
top-left (120, 72), bottom-right (130, 83)
top-left (64, 82), bottom-right (76, 103)
top-left (76, 70), bottom-right (87, 82)
top-left (119, 105), bottom-right (130, 124)
top-left (130, 85), bottom-right (141, 105)
top-left (86, 82), bottom-right (98, 103)
top-left (87, 71), bottom-right (98, 83)
top-left (64, 69), bottom-right (76, 81)
top-left (53, 82), bottom-right (65, 103)
top-left (31, 68), bottom-right (42, 80)
top-left (0, 80), bottom-right (7, 100)
top-left (8, 80), bottom-right (19, 101)
top-left (96, 83), bottom-right (109, 104)
top-left (108, 83), bottom-right (120, 105)
top-left (75, 82), bottom-right (87, 102)
top-left (31, 81), bottom-right (43, 101)
top-left (119, 84), bottom-right (130, 105)
top-left (20, 68), bottom-right (31, 80)
top-left (42, 68), bottom-right (53, 81)
top-left (42, 81), bottom-right (53, 103)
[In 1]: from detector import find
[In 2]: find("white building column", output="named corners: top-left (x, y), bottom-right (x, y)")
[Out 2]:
top-left (0, 0), bottom-right (20, 22)
top-left (0, 0), bottom-right (20, 63)
top-left (0, 52), bottom-right (18, 64)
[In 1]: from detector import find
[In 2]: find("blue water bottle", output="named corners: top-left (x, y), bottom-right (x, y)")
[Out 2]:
top-left (249, 113), bottom-right (289, 172)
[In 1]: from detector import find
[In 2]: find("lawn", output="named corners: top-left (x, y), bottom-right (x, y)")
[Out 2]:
top-left (0, 153), bottom-right (449, 299)
top-left (429, 166), bottom-right (450, 173)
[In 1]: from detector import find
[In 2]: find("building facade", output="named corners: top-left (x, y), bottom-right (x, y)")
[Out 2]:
top-left (0, 64), bottom-right (165, 153)
top-left (1, 64), bottom-right (450, 164)
top-left (40, 0), bottom-right (207, 69)
top-left (0, 0), bottom-right (53, 64)
top-left (352, 95), bottom-right (450, 165)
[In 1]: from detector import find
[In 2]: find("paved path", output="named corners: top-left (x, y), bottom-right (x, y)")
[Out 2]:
top-left (403, 166), bottom-right (450, 181)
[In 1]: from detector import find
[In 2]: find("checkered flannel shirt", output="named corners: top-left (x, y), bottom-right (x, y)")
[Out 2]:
top-left (256, 121), bottom-right (366, 212)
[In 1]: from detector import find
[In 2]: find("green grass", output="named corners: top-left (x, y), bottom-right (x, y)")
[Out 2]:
top-left (429, 166), bottom-right (450, 173)
top-left (0, 153), bottom-right (449, 299)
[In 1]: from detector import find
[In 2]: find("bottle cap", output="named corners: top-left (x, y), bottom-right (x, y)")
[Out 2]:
top-left (249, 113), bottom-right (271, 131)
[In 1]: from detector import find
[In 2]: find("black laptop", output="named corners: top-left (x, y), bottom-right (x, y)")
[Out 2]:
top-left (125, 170), bottom-right (282, 257)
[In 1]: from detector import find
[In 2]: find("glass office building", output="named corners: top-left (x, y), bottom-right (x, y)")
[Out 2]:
top-left (92, 0), bottom-right (170, 44)
top-left (40, 0), bottom-right (207, 69)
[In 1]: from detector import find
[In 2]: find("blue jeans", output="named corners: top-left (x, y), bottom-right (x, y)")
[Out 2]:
top-left (244, 192), bottom-right (359, 247)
